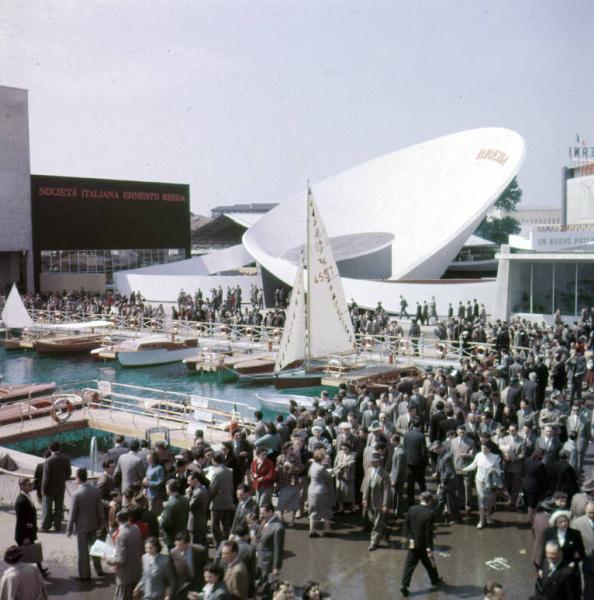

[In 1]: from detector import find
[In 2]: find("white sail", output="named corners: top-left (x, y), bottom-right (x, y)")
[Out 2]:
top-left (1, 284), bottom-right (33, 329)
top-left (274, 264), bottom-right (307, 371)
top-left (307, 190), bottom-right (356, 359)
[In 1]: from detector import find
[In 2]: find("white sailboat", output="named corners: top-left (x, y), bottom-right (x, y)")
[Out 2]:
top-left (255, 187), bottom-right (356, 406)
top-left (1, 283), bottom-right (34, 350)
top-left (1, 284), bottom-right (33, 330)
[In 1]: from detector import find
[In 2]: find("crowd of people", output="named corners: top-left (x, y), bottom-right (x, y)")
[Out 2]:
top-left (4, 329), bottom-right (594, 598)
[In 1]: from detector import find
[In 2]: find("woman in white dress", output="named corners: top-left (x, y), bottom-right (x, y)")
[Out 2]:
top-left (462, 438), bottom-right (502, 529)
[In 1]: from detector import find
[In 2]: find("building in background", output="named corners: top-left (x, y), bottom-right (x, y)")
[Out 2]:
top-left (0, 86), bottom-right (34, 293)
top-left (31, 175), bottom-right (190, 293)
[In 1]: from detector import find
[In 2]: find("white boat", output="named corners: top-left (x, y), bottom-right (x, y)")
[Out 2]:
top-left (117, 335), bottom-right (198, 367)
top-left (255, 392), bottom-right (316, 413)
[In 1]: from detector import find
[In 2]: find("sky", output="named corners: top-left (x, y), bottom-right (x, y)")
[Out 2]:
top-left (1, 0), bottom-right (593, 215)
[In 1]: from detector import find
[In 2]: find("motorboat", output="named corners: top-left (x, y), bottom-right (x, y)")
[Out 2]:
top-left (255, 391), bottom-right (317, 413)
top-left (0, 381), bottom-right (57, 404)
top-left (117, 335), bottom-right (199, 367)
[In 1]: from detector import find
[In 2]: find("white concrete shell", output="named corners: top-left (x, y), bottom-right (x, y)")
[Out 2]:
top-left (243, 127), bottom-right (525, 284)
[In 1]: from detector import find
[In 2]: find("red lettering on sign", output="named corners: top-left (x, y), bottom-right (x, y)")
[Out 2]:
top-left (476, 148), bottom-right (509, 166)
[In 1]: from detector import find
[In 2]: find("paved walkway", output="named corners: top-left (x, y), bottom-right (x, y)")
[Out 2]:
top-left (0, 479), bottom-right (536, 599)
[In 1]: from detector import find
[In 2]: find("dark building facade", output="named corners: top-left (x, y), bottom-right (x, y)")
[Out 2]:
top-left (31, 175), bottom-right (191, 292)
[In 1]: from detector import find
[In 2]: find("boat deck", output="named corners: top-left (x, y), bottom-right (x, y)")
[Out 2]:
top-left (0, 406), bottom-right (233, 447)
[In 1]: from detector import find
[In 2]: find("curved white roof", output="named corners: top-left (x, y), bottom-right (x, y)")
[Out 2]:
top-left (243, 127), bottom-right (525, 284)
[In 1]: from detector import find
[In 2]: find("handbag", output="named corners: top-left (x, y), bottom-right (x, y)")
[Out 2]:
top-left (488, 468), bottom-right (504, 491)
top-left (18, 542), bottom-right (43, 563)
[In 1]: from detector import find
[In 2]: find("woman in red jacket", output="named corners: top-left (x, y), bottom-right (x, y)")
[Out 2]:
top-left (250, 446), bottom-right (277, 507)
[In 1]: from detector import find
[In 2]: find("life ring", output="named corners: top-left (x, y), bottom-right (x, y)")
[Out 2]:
top-left (399, 338), bottom-right (411, 353)
top-left (475, 345), bottom-right (487, 358)
top-left (195, 323), bottom-right (204, 333)
top-left (245, 327), bottom-right (254, 337)
top-left (273, 328), bottom-right (282, 339)
top-left (50, 395), bottom-right (75, 423)
top-left (82, 390), bottom-right (101, 407)
top-left (435, 341), bottom-right (447, 354)
top-left (220, 325), bottom-right (230, 335)
top-left (364, 336), bottom-right (374, 348)
top-left (150, 318), bottom-right (158, 331)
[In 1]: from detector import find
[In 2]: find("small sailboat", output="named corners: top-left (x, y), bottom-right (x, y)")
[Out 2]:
top-left (1, 284), bottom-right (35, 350)
top-left (252, 187), bottom-right (356, 399)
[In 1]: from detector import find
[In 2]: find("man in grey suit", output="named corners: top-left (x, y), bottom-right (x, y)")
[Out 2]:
top-left (187, 471), bottom-right (209, 546)
top-left (389, 433), bottom-right (407, 517)
top-left (209, 453), bottom-right (235, 547)
top-left (571, 500), bottom-right (594, 600)
top-left (255, 502), bottom-right (285, 582)
top-left (566, 402), bottom-right (590, 474)
top-left (67, 468), bottom-right (105, 580)
top-left (362, 451), bottom-right (393, 551)
top-left (108, 510), bottom-right (143, 600)
top-left (450, 425), bottom-right (475, 511)
top-left (115, 439), bottom-right (146, 495)
top-left (41, 441), bottom-right (71, 532)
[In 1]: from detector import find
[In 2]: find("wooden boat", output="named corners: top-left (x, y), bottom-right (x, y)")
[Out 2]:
top-left (0, 382), bottom-right (57, 404)
top-left (36, 333), bottom-right (106, 354)
top-left (231, 356), bottom-right (276, 376)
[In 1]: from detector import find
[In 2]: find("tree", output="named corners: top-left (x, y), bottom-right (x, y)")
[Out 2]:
top-left (475, 177), bottom-right (522, 243)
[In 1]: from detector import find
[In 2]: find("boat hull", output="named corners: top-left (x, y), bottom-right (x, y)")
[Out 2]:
top-left (36, 336), bottom-right (104, 353)
top-left (118, 346), bottom-right (198, 367)
top-left (273, 371), bottom-right (322, 389)
top-left (256, 392), bottom-right (315, 413)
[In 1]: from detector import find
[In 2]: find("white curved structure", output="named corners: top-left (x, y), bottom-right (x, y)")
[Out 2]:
top-left (243, 128), bottom-right (525, 284)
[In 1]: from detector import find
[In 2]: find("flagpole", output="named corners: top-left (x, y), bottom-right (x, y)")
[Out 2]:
top-left (306, 183), bottom-right (312, 367)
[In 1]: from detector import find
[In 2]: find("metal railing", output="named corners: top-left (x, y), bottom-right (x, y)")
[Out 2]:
top-left (78, 380), bottom-right (257, 433)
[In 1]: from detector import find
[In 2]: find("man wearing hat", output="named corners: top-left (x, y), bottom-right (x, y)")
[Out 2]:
top-left (0, 546), bottom-right (47, 600)
top-left (361, 451), bottom-right (392, 551)
top-left (532, 493), bottom-right (568, 570)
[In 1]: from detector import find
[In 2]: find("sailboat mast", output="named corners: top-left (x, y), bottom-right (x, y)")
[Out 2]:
top-left (306, 185), bottom-right (312, 365)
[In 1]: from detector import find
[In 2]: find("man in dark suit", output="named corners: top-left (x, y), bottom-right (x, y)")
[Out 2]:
top-left (522, 372), bottom-right (539, 410)
top-left (404, 417), bottom-right (428, 507)
top-left (186, 471), bottom-right (209, 546)
top-left (67, 468), bottom-right (104, 580)
top-left (96, 460), bottom-right (116, 538)
top-left (255, 502), bottom-right (285, 582)
top-left (159, 479), bottom-right (189, 549)
top-left (41, 441), bottom-right (71, 532)
top-left (400, 491), bottom-right (442, 597)
top-left (15, 477), bottom-right (49, 578)
top-left (431, 442), bottom-right (461, 524)
top-left (169, 530), bottom-right (208, 598)
top-left (389, 433), bottom-right (407, 517)
top-left (230, 484), bottom-right (259, 536)
top-left (535, 540), bottom-right (580, 599)
top-left (107, 434), bottom-right (128, 465)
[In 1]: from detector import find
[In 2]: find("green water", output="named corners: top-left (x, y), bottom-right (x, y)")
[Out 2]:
top-left (0, 347), bottom-right (327, 412)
